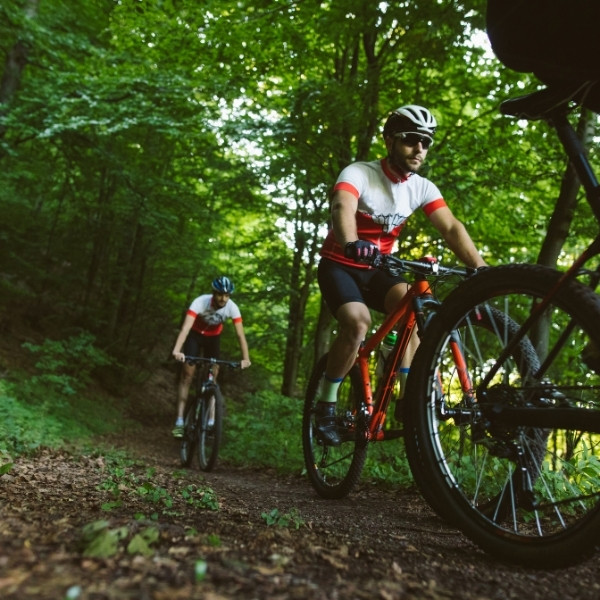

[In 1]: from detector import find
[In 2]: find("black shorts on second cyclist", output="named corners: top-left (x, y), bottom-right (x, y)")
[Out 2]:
top-left (318, 257), bottom-right (408, 316)
top-left (183, 330), bottom-right (221, 359)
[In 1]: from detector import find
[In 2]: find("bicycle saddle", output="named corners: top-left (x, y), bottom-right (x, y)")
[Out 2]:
top-left (501, 81), bottom-right (600, 121)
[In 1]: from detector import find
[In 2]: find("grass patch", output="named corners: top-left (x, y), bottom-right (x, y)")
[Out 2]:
top-left (0, 331), bottom-right (132, 457)
top-left (0, 378), bottom-right (131, 457)
top-left (219, 388), bottom-right (414, 489)
top-left (220, 389), bottom-right (304, 474)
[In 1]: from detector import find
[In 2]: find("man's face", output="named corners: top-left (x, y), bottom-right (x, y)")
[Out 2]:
top-left (212, 292), bottom-right (230, 308)
top-left (386, 132), bottom-right (431, 176)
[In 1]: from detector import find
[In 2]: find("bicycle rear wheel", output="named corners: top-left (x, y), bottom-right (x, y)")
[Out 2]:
top-left (302, 353), bottom-right (369, 499)
top-left (180, 398), bottom-right (198, 467)
top-left (404, 264), bottom-right (600, 567)
top-left (197, 386), bottom-right (223, 472)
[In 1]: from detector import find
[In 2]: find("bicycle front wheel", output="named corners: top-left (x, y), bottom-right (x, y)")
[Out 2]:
top-left (302, 353), bottom-right (369, 499)
top-left (404, 264), bottom-right (600, 567)
top-left (197, 386), bottom-right (223, 472)
top-left (180, 399), bottom-right (198, 467)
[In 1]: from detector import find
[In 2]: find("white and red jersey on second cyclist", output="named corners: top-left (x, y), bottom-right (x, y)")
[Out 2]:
top-left (320, 159), bottom-right (447, 268)
top-left (187, 295), bottom-right (242, 336)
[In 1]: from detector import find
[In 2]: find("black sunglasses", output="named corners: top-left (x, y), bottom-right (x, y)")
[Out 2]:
top-left (395, 132), bottom-right (433, 150)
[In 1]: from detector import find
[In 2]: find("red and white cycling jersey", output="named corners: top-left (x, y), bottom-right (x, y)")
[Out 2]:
top-left (320, 159), bottom-right (447, 268)
top-left (187, 294), bottom-right (242, 336)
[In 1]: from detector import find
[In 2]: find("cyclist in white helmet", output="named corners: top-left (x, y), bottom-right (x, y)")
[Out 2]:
top-left (315, 105), bottom-right (487, 445)
top-left (170, 276), bottom-right (251, 437)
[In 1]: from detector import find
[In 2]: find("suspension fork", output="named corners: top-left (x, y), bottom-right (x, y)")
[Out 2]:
top-left (448, 329), bottom-right (474, 396)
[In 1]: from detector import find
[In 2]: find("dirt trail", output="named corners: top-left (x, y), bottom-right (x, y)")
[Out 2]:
top-left (0, 357), bottom-right (598, 600)
top-left (0, 419), bottom-right (598, 600)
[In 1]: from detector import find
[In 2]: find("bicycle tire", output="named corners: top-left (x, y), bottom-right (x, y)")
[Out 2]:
top-left (404, 264), bottom-right (600, 567)
top-left (302, 353), bottom-right (369, 499)
top-left (180, 398), bottom-right (197, 467)
top-left (197, 386), bottom-right (223, 472)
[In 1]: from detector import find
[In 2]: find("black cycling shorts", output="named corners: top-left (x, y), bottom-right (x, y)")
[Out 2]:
top-left (317, 257), bottom-right (407, 316)
top-left (183, 330), bottom-right (221, 359)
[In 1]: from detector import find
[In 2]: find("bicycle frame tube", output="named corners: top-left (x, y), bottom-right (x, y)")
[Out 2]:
top-left (356, 278), bottom-right (434, 437)
top-left (551, 110), bottom-right (600, 218)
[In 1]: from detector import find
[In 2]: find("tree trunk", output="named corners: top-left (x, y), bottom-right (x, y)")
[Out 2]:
top-left (536, 111), bottom-right (594, 269)
top-left (0, 0), bottom-right (39, 139)
top-left (106, 208), bottom-right (143, 342)
top-left (281, 280), bottom-right (311, 397)
top-left (281, 227), bottom-right (313, 397)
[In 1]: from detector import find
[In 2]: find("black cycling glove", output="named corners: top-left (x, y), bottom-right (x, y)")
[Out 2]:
top-left (344, 240), bottom-right (379, 262)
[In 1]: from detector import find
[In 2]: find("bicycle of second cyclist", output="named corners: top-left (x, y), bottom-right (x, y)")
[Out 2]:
top-left (303, 254), bottom-right (496, 499)
top-left (401, 81), bottom-right (600, 568)
top-left (180, 356), bottom-right (239, 472)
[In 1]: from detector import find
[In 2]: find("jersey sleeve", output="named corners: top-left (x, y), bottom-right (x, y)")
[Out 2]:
top-left (333, 163), bottom-right (368, 199)
top-left (227, 300), bottom-right (242, 323)
top-left (420, 179), bottom-right (446, 214)
top-left (187, 295), bottom-right (209, 318)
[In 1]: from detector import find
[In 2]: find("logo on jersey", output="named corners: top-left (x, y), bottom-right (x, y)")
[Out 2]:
top-left (199, 309), bottom-right (225, 326)
top-left (372, 212), bottom-right (407, 234)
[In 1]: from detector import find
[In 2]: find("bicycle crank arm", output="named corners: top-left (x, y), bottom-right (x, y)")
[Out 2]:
top-left (373, 428), bottom-right (404, 441)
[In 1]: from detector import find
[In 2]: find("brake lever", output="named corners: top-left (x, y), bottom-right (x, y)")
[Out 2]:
top-left (370, 253), bottom-right (384, 268)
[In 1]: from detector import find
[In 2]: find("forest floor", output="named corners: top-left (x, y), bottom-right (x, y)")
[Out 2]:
top-left (0, 362), bottom-right (599, 600)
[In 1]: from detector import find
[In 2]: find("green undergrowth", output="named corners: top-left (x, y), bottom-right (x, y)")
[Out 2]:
top-left (0, 378), bottom-right (131, 458)
top-left (220, 389), bottom-right (304, 474)
top-left (220, 388), bottom-right (414, 489)
top-left (0, 332), bottom-right (134, 459)
top-left (1, 331), bottom-right (414, 490)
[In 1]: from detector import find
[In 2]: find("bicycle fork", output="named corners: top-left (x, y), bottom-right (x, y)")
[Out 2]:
top-left (434, 329), bottom-right (475, 423)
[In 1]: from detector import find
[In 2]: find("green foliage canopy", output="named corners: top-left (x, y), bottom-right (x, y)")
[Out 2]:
top-left (1, 0), bottom-right (597, 396)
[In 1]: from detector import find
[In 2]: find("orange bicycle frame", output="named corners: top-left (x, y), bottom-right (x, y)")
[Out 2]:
top-left (354, 277), bottom-right (473, 441)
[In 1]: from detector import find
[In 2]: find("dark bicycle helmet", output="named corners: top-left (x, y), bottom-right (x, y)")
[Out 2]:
top-left (383, 105), bottom-right (437, 138)
top-left (212, 276), bottom-right (235, 294)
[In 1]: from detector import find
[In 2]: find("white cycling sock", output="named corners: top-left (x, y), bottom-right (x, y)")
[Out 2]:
top-left (318, 375), bottom-right (343, 403)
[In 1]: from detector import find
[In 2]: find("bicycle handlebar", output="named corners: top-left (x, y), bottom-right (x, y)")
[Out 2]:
top-left (371, 254), bottom-right (474, 278)
top-left (183, 356), bottom-right (241, 368)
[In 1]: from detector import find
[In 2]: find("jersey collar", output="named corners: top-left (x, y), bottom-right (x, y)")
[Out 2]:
top-left (210, 295), bottom-right (227, 309)
top-left (381, 158), bottom-right (410, 183)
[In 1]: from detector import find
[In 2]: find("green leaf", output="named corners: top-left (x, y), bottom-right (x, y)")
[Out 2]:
top-left (195, 559), bottom-right (208, 582)
top-left (127, 526), bottom-right (159, 557)
top-left (81, 521), bottom-right (128, 558)
top-left (0, 463), bottom-right (14, 475)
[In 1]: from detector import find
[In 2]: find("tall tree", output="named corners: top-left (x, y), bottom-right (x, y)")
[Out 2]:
top-left (2, 0), bottom-right (596, 399)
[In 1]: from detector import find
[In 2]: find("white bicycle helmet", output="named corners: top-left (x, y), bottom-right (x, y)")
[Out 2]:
top-left (383, 105), bottom-right (437, 138)
top-left (212, 276), bottom-right (235, 294)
